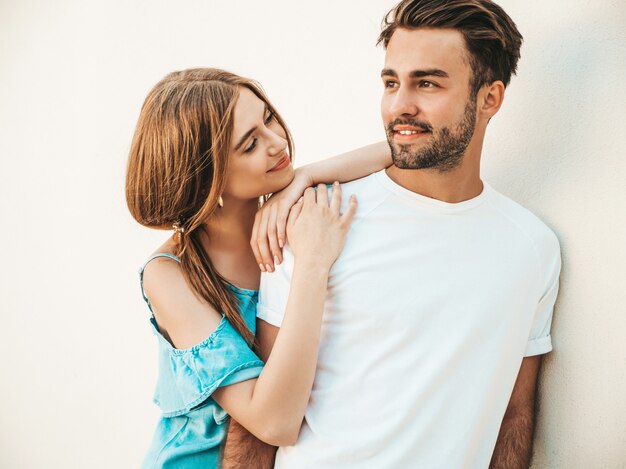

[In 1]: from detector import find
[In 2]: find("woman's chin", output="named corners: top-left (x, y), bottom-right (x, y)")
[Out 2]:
top-left (268, 166), bottom-right (295, 193)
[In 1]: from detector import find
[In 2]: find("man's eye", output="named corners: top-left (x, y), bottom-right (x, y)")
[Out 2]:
top-left (265, 111), bottom-right (275, 125)
top-left (384, 80), bottom-right (397, 89)
top-left (420, 81), bottom-right (437, 88)
top-left (244, 138), bottom-right (257, 153)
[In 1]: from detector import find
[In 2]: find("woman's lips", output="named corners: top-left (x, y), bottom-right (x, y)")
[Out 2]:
top-left (268, 153), bottom-right (290, 172)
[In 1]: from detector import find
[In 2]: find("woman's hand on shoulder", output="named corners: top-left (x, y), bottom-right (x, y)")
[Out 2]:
top-left (287, 182), bottom-right (357, 270)
top-left (142, 257), bottom-right (223, 349)
top-left (250, 169), bottom-right (313, 272)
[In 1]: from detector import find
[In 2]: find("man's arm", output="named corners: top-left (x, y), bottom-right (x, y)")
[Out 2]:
top-left (489, 355), bottom-right (542, 469)
top-left (222, 419), bottom-right (276, 469)
top-left (222, 320), bottom-right (280, 468)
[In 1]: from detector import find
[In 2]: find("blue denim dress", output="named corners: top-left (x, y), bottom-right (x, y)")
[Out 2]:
top-left (139, 254), bottom-right (264, 468)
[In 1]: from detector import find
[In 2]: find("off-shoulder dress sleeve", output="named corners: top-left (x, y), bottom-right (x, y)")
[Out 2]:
top-left (153, 316), bottom-right (264, 418)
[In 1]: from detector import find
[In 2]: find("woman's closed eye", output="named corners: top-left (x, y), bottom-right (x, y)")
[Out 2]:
top-left (244, 138), bottom-right (257, 154)
top-left (244, 111), bottom-right (275, 153)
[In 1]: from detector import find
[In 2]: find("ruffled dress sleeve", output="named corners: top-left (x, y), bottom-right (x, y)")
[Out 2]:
top-left (152, 316), bottom-right (264, 418)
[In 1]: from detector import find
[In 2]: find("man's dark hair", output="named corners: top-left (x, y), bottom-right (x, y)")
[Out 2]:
top-left (378, 0), bottom-right (523, 96)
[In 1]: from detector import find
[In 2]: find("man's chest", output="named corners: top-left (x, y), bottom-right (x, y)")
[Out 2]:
top-left (324, 214), bottom-right (539, 333)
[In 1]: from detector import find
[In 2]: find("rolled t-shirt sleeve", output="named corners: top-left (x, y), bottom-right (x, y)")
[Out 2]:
top-left (257, 245), bottom-right (295, 327)
top-left (524, 232), bottom-right (561, 357)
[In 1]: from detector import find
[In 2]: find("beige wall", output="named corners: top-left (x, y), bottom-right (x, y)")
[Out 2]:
top-left (1, 0), bottom-right (624, 467)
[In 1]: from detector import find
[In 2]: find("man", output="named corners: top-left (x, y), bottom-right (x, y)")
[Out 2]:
top-left (225, 1), bottom-right (560, 467)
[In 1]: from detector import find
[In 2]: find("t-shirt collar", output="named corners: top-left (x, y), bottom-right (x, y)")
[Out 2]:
top-left (375, 168), bottom-right (490, 212)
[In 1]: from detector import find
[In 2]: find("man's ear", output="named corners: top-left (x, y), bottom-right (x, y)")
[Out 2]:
top-left (477, 81), bottom-right (505, 120)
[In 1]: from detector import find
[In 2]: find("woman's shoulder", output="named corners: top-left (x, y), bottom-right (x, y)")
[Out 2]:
top-left (141, 237), bottom-right (182, 282)
top-left (142, 242), bottom-right (224, 350)
top-left (141, 243), bottom-right (182, 296)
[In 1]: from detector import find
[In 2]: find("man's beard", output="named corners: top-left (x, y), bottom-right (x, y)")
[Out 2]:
top-left (386, 99), bottom-right (477, 172)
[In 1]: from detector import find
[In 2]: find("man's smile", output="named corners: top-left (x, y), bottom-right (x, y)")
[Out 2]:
top-left (392, 125), bottom-right (431, 142)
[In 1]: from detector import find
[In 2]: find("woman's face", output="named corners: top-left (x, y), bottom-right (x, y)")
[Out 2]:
top-left (223, 87), bottom-right (294, 201)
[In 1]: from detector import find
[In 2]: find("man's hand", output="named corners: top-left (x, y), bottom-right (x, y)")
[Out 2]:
top-left (489, 355), bottom-right (542, 469)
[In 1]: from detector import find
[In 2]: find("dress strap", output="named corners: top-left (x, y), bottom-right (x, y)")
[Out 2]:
top-left (139, 253), bottom-right (181, 312)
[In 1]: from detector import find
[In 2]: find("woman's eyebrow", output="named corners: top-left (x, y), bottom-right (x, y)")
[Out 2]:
top-left (234, 106), bottom-right (269, 151)
top-left (235, 127), bottom-right (257, 151)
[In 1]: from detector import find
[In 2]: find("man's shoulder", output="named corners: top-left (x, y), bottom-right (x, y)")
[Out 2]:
top-left (487, 185), bottom-right (560, 257)
top-left (339, 170), bottom-right (391, 216)
top-left (339, 170), bottom-right (381, 194)
top-left (269, 172), bottom-right (392, 282)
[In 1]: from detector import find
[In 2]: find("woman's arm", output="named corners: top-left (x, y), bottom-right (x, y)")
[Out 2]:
top-left (222, 323), bottom-right (279, 468)
top-left (212, 253), bottom-right (330, 445)
top-left (297, 141), bottom-right (391, 188)
top-left (250, 141), bottom-right (390, 271)
top-left (145, 186), bottom-right (357, 447)
top-left (216, 185), bottom-right (356, 445)
top-left (146, 255), bottom-right (329, 446)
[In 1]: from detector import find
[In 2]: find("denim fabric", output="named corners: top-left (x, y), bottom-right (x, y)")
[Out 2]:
top-left (139, 254), bottom-right (263, 468)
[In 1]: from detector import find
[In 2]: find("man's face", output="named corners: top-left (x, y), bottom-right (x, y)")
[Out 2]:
top-left (381, 28), bottom-right (477, 172)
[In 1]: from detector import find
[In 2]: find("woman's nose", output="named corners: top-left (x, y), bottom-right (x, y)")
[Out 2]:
top-left (267, 130), bottom-right (288, 156)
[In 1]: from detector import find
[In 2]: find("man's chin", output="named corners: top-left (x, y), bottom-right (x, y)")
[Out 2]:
top-left (391, 155), bottom-right (426, 170)
top-left (390, 145), bottom-right (430, 169)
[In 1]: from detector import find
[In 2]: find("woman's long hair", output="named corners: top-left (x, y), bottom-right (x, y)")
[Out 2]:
top-left (126, 68), bottom-right (294, 345)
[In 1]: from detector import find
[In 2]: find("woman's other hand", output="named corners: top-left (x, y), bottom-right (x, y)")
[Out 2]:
top-left (286, 182), bottom-right (357, 270)
top-left (250, 170), bottom-right (313, 272)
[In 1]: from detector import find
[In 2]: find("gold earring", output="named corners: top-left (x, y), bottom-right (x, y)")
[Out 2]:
top-left (218, 196), bottom-right (224, 208)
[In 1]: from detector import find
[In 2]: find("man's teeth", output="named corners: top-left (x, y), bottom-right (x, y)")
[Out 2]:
top-left (397, 130), bottom-right (419, 135)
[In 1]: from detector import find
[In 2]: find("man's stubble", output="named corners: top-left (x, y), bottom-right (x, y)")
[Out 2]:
top-left (386, 98), bottom-right (477, 172)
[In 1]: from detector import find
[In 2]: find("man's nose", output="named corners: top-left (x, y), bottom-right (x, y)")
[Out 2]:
top-left (389, 87), bottom-right (419, 117)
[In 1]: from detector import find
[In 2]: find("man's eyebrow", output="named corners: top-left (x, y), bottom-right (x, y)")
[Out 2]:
top-left (380, 68), bottom-right (449, 79)
top-left (411, 69), bottom-right (449, 78)
top-left (234, 127), bottom-right (256, 151)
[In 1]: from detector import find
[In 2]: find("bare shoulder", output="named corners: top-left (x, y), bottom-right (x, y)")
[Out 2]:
top-left (142, 243), bottom-right (223, 349)
top-left (141, 240), bottom-right (182, 298)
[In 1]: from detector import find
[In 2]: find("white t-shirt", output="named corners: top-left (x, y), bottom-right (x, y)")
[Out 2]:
top-left (257, 170), bottom-right (560, 469)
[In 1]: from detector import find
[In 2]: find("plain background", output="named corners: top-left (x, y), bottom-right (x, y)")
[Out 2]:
top-left (1, 0), bottom-right (625, 467)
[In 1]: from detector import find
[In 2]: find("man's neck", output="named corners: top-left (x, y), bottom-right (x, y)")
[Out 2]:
top-left (386, 158), bottom-right (483, 203)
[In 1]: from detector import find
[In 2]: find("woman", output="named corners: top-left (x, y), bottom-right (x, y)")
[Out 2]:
top-left (126, 67), bottom-right (390, 468)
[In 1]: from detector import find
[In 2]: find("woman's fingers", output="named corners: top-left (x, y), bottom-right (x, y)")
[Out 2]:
top-left (250, 211), bottom-right (264, 271)
top-left (267, 203), bottom-right (282, 266)
top-left (340, 195), bottom-right (358, 227)
top-left (287, 198), bottom-right (304, 229)
top-left (329, 181), bottom-right (342, 213)
top-left (256, 207), bottom-right (274, 272)
top-left (252, 183), bottom-right (355, 273)
top-left (316, 183), bottom-right (328, 206)
top-left (303, 187), bottom-right (316, 206)
top-left (276, 200), bottom-right (289, 250)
